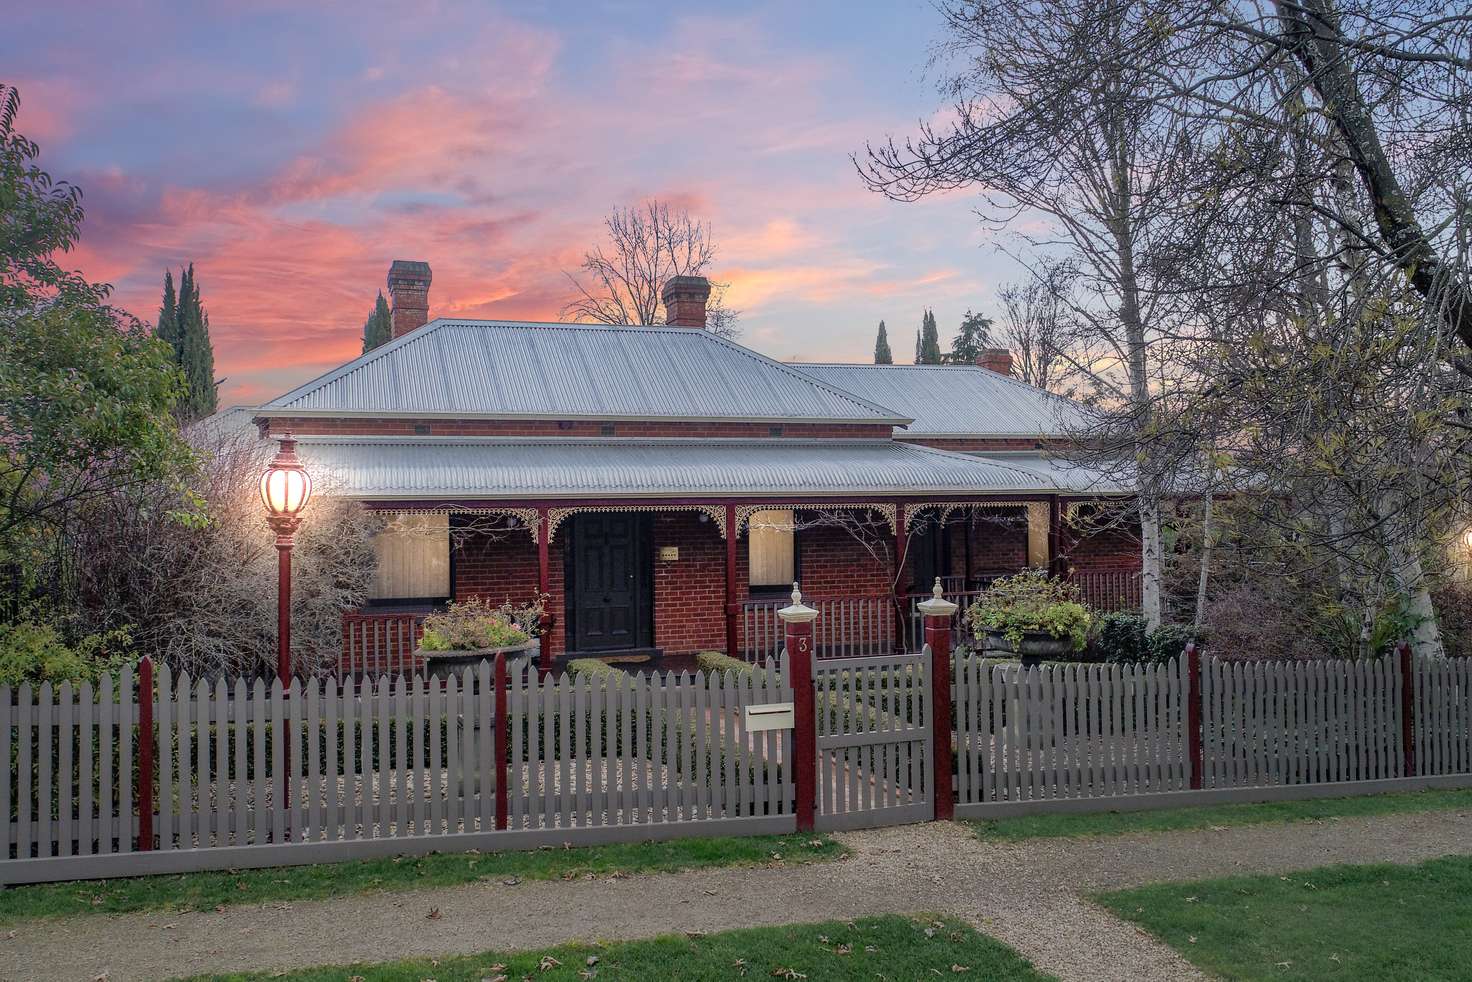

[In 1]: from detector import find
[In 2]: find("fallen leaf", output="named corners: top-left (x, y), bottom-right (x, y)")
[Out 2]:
top-left (427, 907), bottom-right (442, 920)
top-left (586, 956), bottom-right (600, 967)
top-left (503, 876), bottom-right (522, 887)
top-left (770, 970), bottom-right (807, 980)
top-left (539, 955), bottom-right (561, 971)
top-left (952, 966), bottom-right (970, 974)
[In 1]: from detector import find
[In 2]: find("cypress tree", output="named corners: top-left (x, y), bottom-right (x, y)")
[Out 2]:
top-left (873, 320), bottom-right (893, 364)
top-left (918, 309), bottom-right (944, 364)
top-left (915, 329), bottom-right (923, 363)
top-left (155, 270), bottom-right (179, 357)
top-left (160, 264), bottom-right (218, 421)
top-left (362, 291), bottom-right (392, 352)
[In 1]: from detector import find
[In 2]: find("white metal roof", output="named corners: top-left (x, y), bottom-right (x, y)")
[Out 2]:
top-left (258, 320), bottom-right (909, 424)
top-left (791, 363), bottom-right (1086, 437)
top-left (293, 437), bottom-right (1067, 499)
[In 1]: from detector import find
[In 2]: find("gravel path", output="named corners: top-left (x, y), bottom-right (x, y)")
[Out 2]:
top-left (5, 808), bottom-right (1471, 982)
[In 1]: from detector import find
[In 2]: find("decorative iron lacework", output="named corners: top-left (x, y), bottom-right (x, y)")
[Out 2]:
top-left (734, 502), bottom-right (898, 536)
top-left (904, 500), bottom-right (1034, 532)
top-left (365, 505), bottom-right (542, 540)
top-left (547, 504), bottom-right (728, 541)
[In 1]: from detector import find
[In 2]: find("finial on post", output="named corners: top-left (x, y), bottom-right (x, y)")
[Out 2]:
top-left (916, 577), bottom-right (959, 617)
top-left (778, 581), bottom-right (819, 623)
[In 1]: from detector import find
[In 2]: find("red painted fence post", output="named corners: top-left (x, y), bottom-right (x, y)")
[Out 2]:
top-left (1186, 643), bottom-right (1203, 791)
top-left (135, 656), bottom-right (154, 852)
top-left (780, 584), bottom-right (818, 833)
top-left (917, 579), bottom-right (957, 821)
top-left (494, 652), bottom-right (510, 831)
top-left (1398, 641), bottom-right (1416, 777)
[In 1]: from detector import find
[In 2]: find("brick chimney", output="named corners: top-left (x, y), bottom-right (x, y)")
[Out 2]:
top-left (661, 275), bottom-right (711, 328)
top-left (976, 348), bottom-right (1014, 376)
top-left (387, 260), bottom-right (432, 338)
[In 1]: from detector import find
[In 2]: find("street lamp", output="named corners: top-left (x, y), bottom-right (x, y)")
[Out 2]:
top-left (260, 433), bottom-right (312, 686)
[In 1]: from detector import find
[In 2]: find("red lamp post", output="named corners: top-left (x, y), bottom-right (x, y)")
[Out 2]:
top-left (260, 433), bottom-right (313, 686)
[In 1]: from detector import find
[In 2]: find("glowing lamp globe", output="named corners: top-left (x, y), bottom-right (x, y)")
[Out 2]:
top-left (260, 435), bottom-right (312, 530)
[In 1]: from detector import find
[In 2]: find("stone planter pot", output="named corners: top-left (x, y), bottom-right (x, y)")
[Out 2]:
top-left (980, 629), bottom-right (1074, 668)
top-left (415, 637), bottom-right (540, 680)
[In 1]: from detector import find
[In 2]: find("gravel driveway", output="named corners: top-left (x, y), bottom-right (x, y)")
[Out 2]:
top-left (5, 808), bottom-right (1471, 982)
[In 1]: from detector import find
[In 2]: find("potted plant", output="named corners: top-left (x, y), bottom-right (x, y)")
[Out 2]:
top-left (967, 569), bottom-right (1091, 666)
top-left (415, 598), bottom-right (540, 678)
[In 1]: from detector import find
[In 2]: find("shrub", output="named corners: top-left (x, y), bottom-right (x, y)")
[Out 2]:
top-left (968, 569), bottom-right (1091, 652)
top-left (418, 598), bottom-right (531, 652)
top-left (695, 651), bottom-right (755, 676)
top-left (0, 621), bottom-right (131, 686)
top-left (1147, 623), bottom-right (1198, 663)
top-left (1091, 612), bottom-right (1149, 663)
top-left (566, 658), bottom-right (628, 683)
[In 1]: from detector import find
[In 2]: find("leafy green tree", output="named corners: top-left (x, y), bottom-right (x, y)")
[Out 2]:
top-left (0, 82), bottom-right (196, 618)
top-left (917, 309), bottom-right (943, 364)
top-left (945, 309), bottom-right (993, 364)
top-left (2, 305), bottom-right (194, 552)
top-left (873, 320), bottom-right (893, 364)
top-left (362, 290), bottom-right (392, 352)
top-left (0, 84), bottom-right (106, 311)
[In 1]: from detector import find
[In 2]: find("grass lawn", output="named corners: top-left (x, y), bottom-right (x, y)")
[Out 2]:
top-left (970, 787), bottom-right (1472, 841)
top-left (1098, 854), bottom-right (1472, 981)
top-left (180, 914), bottom-right (1053, 981)
top-left (0, 833), bottom-right (844, 924)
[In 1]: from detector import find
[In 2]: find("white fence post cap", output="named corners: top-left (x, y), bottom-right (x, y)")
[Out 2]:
top-left (778, 582), bottom-right (819, 624)
top-left (916, 577), bottom-right (959, 617)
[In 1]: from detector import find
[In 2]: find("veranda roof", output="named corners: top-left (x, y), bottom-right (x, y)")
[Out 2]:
top-left (291, 437), bottom-right (1116, 500)
top-left (257, 320), bottom-right (909, 425)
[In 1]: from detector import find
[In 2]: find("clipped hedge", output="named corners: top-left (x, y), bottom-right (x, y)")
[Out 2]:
top-left (695, 650), bottom-right (755, 676)
top-left (566, 658), bottom-right (629, 683)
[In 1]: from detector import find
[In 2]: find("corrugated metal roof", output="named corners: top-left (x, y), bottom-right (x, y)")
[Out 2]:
top-left (969, 452), bottom-right (1133, 495)
top-left (259, 320), bottom-right (908, 424)
top-left (293, 437), bottom-right (1063, 499)
top-left (792, 363), bottom-right (1086, 437)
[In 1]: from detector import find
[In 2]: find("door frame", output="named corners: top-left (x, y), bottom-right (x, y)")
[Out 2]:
top-left (563, 513), bottom-right (654, 653)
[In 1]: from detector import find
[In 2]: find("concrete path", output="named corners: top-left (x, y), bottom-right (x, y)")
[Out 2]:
top-left (5, 808), bottom-right (1472, 982)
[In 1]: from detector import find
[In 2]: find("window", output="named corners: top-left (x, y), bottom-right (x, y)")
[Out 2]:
top-left (369, 513), bottom-right (450, 603)
top-left (748, 509), bottom-right (797, 590)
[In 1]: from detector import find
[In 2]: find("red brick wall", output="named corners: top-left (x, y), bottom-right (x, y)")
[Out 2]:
top-left (1064, 522), bottom-right (1142, 572)
top-left (652, 513), bottom-right (726, 654)
top-left (262, 416), bottom-right (894, 441)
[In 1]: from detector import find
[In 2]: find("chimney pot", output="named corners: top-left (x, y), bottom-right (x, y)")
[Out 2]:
top-left (387, 260), bottom-right (432, 338)
top-left (661, 275), bottom-right (712, 328)
top-left (976, 347), bottom-right (1014, 376)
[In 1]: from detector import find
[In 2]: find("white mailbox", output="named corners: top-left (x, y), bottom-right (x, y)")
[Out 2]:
top-left (743, 702), bottom-right (795, 732)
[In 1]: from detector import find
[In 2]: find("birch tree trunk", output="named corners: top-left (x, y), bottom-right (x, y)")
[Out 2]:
top-left (1194, 489), bottom-right (1214, 634)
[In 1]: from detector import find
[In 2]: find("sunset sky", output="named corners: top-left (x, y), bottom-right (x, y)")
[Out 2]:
top-left (9, 1), bottom-right (1015, 406)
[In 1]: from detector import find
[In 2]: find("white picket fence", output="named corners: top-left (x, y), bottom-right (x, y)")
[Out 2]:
top-left (2, 658), bottom-right (793, 885)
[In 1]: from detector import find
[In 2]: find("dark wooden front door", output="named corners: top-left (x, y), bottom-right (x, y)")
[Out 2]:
top-left (568, 514), bottom-right (651, 652)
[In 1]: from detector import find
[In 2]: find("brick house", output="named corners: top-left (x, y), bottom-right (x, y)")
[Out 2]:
top-left (248, 261), bottom-right (1141, 672)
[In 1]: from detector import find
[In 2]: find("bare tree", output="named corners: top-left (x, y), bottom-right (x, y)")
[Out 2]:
top-left (562, 199), bottom-right (741, 339)
top-left (858, 0), bottom-right (1203, 629)
top-left (995, 263), bottom-right (1098, 398)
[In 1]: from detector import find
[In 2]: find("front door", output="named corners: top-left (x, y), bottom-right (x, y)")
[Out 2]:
top-left (568, 514), bottom-right (651, 652)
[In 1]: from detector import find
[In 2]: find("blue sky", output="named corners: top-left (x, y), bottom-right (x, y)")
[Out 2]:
top-left (8, 1), bottom-right (1015, 404)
